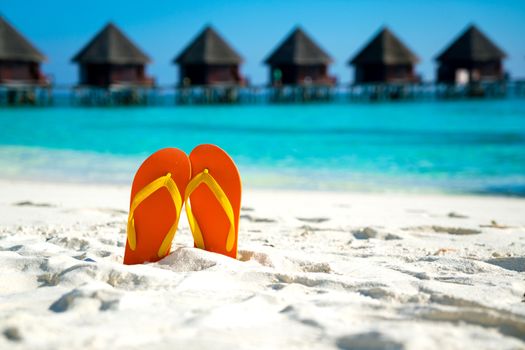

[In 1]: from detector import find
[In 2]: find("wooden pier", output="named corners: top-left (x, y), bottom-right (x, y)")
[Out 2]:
top-left (269, 85), bottom-right (334, 103)
top-left (347, 81), bottom-right (516, 102)
top-left (348, 84), bottom-right (421, 102)
top-left (1, 80), bottom-right (523, 107)
top-left (435, 82), bottom-right (508, 99)
top-left (72, 84), bottom-right (156, 106)
top-left (173, 84), bottom-right (335, 104)
top-left (176, 85), bottom-right (242, 105)
top-left (0, 82), bottom-right (52, 106)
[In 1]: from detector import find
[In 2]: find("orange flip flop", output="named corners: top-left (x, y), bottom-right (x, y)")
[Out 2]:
top-left (185, 144), bottom-right (242, 259)
top-left (124, 148), bottom-right (191, 265)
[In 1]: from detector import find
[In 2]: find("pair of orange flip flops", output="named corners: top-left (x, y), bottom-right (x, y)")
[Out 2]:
top-left (123, 144), bottom-right (241, 265)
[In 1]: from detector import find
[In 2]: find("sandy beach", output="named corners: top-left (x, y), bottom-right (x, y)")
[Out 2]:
top-left (0, 178), bottom-right (524, 349)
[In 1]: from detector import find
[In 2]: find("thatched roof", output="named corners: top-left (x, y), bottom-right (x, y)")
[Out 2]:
top-left (349, 27), bottom-right (418, 65)
top-left (436, 25), bottom-right (506, 62)
top-left (264, 27), bottom-right (332, 65)
top-left (174, 26), bottom-right (242, 65)
top-left (0, 16), bottom-right (45, 62)
top-left (72, 23), bottom-right (150, 64)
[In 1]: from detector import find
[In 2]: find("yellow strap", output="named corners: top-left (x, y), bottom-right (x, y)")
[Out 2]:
top-left (127, 173), bottom-right (183, 258)
top-left (184, 169), bottom-right (236, 252)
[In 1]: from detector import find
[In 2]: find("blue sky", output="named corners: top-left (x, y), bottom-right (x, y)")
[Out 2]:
top-left (2, 0), bottom-right (524, 85)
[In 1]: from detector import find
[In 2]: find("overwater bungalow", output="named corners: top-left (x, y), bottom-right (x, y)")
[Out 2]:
top-left (173, 26), bottom-right (243, 104)
top-left (71, 23), bottom-right (153, 104)
top-left (264, 27), bottom-right (334, 102)
top-left (436, 25), bottom-right (506, 85)
top-left (349, 27), bottom-right (419, 85)
top-left (0, 16), bottom-right (50, 105)
top-left (265, 27), bottom-right (334, 87)
top-left (174, 26), bottom-right (243, 87)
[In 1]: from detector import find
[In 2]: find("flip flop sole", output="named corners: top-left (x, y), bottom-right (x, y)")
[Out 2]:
top-left (188, 144), bottom-right (241, 258)
top-left (124, 148), bottom-right (191, 265)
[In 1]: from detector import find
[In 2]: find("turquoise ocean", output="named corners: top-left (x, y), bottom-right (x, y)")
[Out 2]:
top-left (1, 99), bottom-right (524, 196)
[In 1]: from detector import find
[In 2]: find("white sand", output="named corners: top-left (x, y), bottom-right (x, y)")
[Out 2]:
top-left (0, 178), bottom-right (524, 349)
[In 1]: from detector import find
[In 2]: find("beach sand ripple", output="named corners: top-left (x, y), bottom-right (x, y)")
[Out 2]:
top-left (1, 181), bottom-right (525, 349)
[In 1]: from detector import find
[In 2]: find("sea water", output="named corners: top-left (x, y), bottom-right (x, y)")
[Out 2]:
top-left (0, 99), bottom-right (524, 195)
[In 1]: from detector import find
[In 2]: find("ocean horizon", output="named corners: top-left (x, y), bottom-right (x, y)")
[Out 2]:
top-left (1, 98), bottom-right (524, 196)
